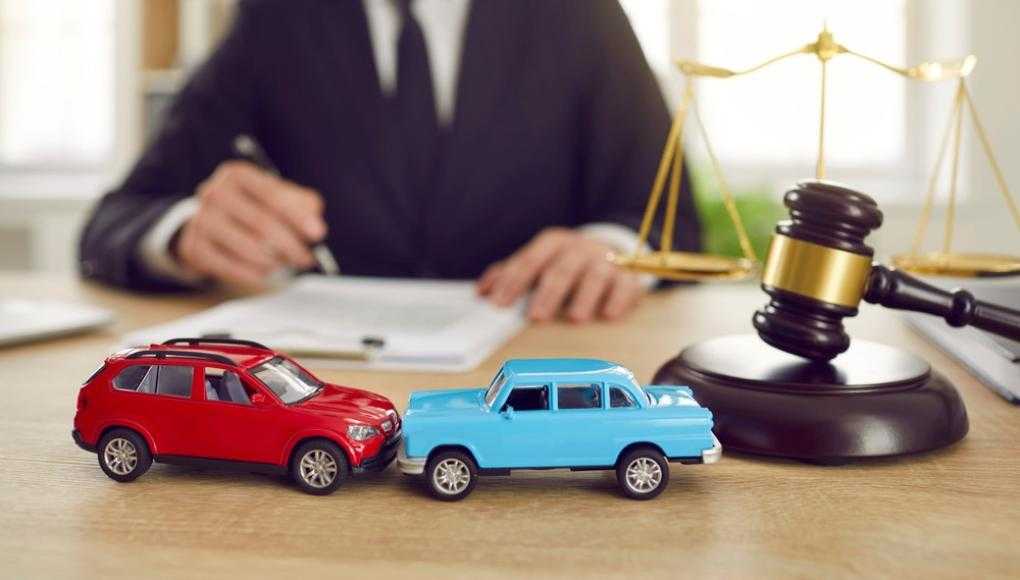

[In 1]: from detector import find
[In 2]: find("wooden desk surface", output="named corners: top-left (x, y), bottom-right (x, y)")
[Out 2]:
top-left (1, 274), bottom-right (1017, 579)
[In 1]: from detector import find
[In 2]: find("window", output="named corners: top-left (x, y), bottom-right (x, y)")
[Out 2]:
top-left (620, 0), bottom-right (670, 72)
top-left (557, 384), bottom-right (602, 410)
top-left (113, 365), bottom-right (156, 392)
top-left (609, 386), bottom-right (637, 409)
top-left (154, 366), bottom-right (195, 398)
top-left (0, 0), bottom-right (116, 167)
top-left (112, 364), bottom-right (194, 398)
top-left (694, 1), bottom-right (907, 173)
top-left (502, 385), bottom-right (549, 412)
top-left (621, 1), bottom-right (962, 202)
top-left (251, 356), bottom-right (322, 404)
top-left (484, 372), bottom-right (507, 407)
top-left (203, 368), bottom-right (252, 405)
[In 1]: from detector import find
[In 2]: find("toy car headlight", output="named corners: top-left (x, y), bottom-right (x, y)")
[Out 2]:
top-left (347, 424), bottom-right (380, 441)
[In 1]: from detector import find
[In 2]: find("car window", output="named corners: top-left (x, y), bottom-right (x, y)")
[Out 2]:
top-left (251, 356), bottom-right (322, 404)
top-left (113, 364), bottom-right (155, 392)
top-left (484, 372), bottom-right (507, 407)
top-left (609, 385), bottom-right (636, 408)
top-left (502, 384), bottom-right (549, 412)
top-left (203, 368), bottom-right (252, 405)
top-left (113, 364), bottom-right (194, 398)
top-left (557, 383), bottom-right (602, 410)
top-left (154, 365), bottom-right (194, 398)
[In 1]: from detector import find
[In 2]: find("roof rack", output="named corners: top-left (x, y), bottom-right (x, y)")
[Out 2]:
top-left (162, 337), bottom-right (270, 350)
top-left (127, 349), bottom-right (235, 366)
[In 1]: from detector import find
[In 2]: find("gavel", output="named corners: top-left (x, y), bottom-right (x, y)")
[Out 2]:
top-left (753, 179), bottom-right (1020, 361)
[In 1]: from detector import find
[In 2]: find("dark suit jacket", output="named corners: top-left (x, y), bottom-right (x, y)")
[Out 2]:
top-left (79, 0), bottom-right (700, 291)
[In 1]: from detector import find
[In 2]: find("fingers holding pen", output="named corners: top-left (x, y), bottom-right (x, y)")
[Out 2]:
top-left (227, 162), bottom-right (327, 242)
top-left (177, 216), bottom-right (269, 289)
top-left (177, 161), bottom-right (327, 287)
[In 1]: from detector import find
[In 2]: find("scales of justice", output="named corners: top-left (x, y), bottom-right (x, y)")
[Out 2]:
top-left (617, 26), bottom-right (1020, 462)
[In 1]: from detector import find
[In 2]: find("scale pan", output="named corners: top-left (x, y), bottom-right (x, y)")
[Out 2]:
top-left (891, 252), bottom-right (1020, 277)
top-left (614, 251), bottom-right (758, 281)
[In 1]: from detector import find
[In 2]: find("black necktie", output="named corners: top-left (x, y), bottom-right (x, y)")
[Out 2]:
top-left (394, 0), bottom-right (440, 196)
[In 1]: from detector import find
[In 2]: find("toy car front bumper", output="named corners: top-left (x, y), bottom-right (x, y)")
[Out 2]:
top-left (396, 446), bottom-right (425, 475)
top-left (355, 434), bottom-right (402, 473)
top-left (702, 434), bottom-right (722, 464)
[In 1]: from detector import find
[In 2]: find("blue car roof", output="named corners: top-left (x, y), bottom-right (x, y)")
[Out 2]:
top-left (502, 358), bottom-right (624, 379)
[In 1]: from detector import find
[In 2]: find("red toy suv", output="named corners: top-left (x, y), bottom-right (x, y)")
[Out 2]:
top-left (73, 338), bottom-right (400, 495)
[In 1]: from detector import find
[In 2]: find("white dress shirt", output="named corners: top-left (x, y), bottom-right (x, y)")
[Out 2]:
top-left (139, 0), bottom-right (648, 283)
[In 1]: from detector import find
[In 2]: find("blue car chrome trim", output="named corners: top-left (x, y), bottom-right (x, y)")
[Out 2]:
top-left (397, 446), bottom-right (426, 475)
top-left (703, 434), bottom-right (722, 464)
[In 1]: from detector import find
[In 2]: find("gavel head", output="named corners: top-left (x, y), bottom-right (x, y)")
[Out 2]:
top-left (753, 180), bottom-right (884, 361)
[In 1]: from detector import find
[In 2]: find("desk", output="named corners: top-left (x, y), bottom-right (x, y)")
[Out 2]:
top-left (1, 274), bottom-right (1017, 578)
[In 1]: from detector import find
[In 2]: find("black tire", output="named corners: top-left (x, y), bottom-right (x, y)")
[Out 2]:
top-left (616, 447), bottom-right (670, 500)
top-left (98, 428), bottom-right (152, 483)
top-left (290, 440), bottom-right (349, 495)
top-left (425, 450), bottom-right (478, 501)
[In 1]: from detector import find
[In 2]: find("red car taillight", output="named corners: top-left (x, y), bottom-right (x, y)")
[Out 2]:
top-left (76, 388), bottom-right (88, 411)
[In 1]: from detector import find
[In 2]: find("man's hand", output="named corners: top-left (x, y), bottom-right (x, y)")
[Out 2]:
top-left (477, 227), bottom-right (647, 322)
top-left (175, 161), bottom-right (327, 289)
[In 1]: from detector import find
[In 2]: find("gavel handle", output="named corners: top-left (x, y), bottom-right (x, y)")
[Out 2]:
top-left (864, 265), bottom-right (1020, 341)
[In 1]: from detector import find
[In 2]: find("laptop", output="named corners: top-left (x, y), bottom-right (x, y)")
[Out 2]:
top-left (0, 299), bottom-right (113, 347)
top-left (904, 285), bottom-right (1020, 404)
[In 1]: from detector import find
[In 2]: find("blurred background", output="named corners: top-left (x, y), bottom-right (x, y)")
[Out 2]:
top-left (2, 0), bottom-right (1017, 274)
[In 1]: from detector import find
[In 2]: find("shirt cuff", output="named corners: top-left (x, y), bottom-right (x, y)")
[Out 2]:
top-left (137, 197), bottom-right (205, 286)
top-left (578, 222), bottom-right (657, 288)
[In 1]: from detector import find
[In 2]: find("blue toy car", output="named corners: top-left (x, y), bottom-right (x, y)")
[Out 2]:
top-left (397, 359), bottom-right (720, 500)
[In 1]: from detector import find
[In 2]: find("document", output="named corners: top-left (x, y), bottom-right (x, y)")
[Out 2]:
top-left (0, 300), bottom-right (113, 347)
top-left (123, 276), bottom-right (526, 372)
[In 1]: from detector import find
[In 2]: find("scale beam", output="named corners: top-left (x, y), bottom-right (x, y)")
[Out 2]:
top-left (640, 25), bottom-right (1015, 280)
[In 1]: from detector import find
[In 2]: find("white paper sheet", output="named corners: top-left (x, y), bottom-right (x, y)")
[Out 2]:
top-left (122, 276), bottom-right (526, 372)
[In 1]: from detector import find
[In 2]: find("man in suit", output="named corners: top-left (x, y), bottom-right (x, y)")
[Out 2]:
top-left (79, 0), bottom-right (700, 323)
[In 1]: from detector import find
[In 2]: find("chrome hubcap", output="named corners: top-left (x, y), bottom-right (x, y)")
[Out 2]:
top-left (104, 438), bottom-right (138, 475)
top-left (625, 457), bottom-right (662, 493)
top-left (433, 458), bottom-right (470, 494)
top-left (299, 450), bottom-right (338, 488)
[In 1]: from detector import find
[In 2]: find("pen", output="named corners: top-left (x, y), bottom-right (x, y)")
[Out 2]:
top-left (232, 134), bottom-right (341, 276)
top-left (279, 336), bottom-right (387, 361)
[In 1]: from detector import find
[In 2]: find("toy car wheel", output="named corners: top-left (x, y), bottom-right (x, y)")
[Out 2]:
top-left (291, 440), bottom-right (349, 495)
top-left (426, 450), bottom-right (477, 501)
top-left (98, 429), bottom-right (152, 483)
top-left (617, 447), bottom-right (670, 500)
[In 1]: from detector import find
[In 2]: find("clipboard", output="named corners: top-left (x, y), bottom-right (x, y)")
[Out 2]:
top-left (122, 276), bottom-right (525, 372)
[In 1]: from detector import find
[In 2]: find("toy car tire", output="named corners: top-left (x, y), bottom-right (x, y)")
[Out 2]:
top-left (616, 447), bottom-right (670, 500)
top-left (98, 428), bottom-right (152, 483)
top-left (291, 440), bottom-right (350, 495)
top-left (425, 450), bottom-right (478, 501)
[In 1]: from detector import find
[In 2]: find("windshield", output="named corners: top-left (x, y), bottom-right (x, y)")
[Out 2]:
top-left (251, 356), bottom-right (322, 404)
top-left (626, 376), bottom-right (651, 405)
top-left (484, 372), bottom-right (507, 407)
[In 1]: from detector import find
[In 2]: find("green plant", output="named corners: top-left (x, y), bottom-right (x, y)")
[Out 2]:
top-left (690, 166), bottom-right (784, 260)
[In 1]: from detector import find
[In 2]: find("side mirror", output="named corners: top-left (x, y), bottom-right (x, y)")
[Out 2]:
top-left (250, 393), bottom-right (268, 406)
top-left (501, 405), bottom-right (515, 420)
